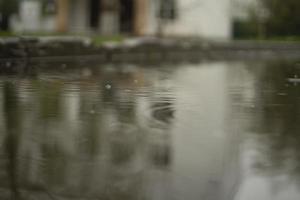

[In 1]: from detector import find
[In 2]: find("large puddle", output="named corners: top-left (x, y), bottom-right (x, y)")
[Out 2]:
top-left (0, 60), bottom-right (299, 200)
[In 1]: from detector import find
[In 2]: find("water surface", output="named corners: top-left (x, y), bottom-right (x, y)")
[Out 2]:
top-left (0, 60), bottom-right (299, 200)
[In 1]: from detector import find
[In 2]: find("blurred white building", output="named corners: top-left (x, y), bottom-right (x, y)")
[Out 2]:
top-left (12, 0), bottom-right (232, 40)
top-left (11, 0), bottom-right (56, 32)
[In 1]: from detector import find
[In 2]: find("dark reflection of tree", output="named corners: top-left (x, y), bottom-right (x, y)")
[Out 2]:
top-left (3, 82), bottom-right (21, 199)
top-left (245, 60), bottom-right (300, 179)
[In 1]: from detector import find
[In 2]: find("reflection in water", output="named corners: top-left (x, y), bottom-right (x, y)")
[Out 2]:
top-left (0, 60), bottom-right (299, 200)
top-left (231, 61), bottom-right (300, 200)
top-left (250, 61), bottom-right (300, 177)
top-left (2, 82), bottom-right (21, 199)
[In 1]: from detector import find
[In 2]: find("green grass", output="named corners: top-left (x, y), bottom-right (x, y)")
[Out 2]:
top-left (268, 36), bottom-right (300, 42)
top-left (0, 32), bottom-right (126, 48)
top-left (0, 31), bottom-right (126, 46)
top-left (0, 31), bottom-right (16, 37)
top-left (91, 35), bottom-right (125, 46)
top-left (0, 31), bottom-right (73, 38)
top-left (234, 35), bottom-right (300, 42)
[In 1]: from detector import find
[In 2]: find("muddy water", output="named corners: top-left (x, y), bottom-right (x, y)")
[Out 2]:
top-left (0, 60), bottom-right (299, 200)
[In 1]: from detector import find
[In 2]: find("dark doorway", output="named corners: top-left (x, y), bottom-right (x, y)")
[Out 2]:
top-left (0, 14), bottom-right (10, 31)
top-left (90, 0), bottom-right (101, 29)
top-left (119, 0), bottom-right (134, 33)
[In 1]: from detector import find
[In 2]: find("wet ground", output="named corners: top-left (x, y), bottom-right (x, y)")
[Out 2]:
top-left (0, 60), bottom-right (299, 200)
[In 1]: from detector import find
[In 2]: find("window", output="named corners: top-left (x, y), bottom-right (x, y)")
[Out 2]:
top-left (43, 0), bottom-right (57, 15)
top-left (159, 0), bottom-right (177, 20)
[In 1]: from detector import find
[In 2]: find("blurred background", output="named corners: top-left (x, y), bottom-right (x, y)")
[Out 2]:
top-left (0, 0), bottom-right (299, 41)
top-left (0, 1), bottom-right (300, 200)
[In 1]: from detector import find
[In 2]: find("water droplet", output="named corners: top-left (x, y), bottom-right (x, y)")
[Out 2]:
top-left (105, 84), bottom-right (112, 90)
top-left (82, 68), bottom-right (92, 77)
top-left (134, 79), bottom-right (138, 83)
top-left (61, 64), bottom-right (67, 68)
top-left (90, 110), bottom-right (95, 114)
top-left (287, 75), bottom-right (300, 86)
top-left (277, 93), bottom-right (287, 96)
top-left (6, 61), bottom-right (11, 68)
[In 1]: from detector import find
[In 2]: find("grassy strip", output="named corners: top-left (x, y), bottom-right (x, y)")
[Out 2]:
top-left (0, 31), bottom-right (125, 46)
top-left (0, 31), bottom-right (16, 37)
top-left (91, 35), bottom-right (124, 46)
top-left (234, 36), bottom-right (300, 42)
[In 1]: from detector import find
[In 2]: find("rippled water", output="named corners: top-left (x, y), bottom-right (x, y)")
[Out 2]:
top-left (0, 60), bottom-right (299, 200)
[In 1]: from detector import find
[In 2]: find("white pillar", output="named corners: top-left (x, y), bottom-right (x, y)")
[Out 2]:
top-left (100, 0), bottom-right (119, 35)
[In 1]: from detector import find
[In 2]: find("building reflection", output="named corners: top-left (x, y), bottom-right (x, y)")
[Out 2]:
top-left (2, 82), bottom-right (21, 199)
top-left (230, 60), bottom-right (300, 200)
top-left (0, 64), bottom-right (176, 200)
top-left (149, 96), bottom-right (174, 169)
top-left (239, 60), bottom-right (300, 176)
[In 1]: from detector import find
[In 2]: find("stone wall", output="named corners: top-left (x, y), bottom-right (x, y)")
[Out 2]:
top-left (0, 38), bottom-right (299, 64)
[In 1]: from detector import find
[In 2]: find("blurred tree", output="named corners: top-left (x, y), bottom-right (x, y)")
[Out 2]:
top-left (261, 0), bottom-right (300, 37)
top-left (234, 0), bottom-right (300, 39)
top-left (0, 0), bottom-right (18, 30)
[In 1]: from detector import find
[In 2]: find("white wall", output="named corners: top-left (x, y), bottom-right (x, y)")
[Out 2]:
top-left (12, 0), bottom-right (232, 39)
top-left (12, 0), bottom-right (55, 33)
top-left (13, 0), bottom-right (89, 33)
top-left (68, 0), bottom-right (89, 33)
top-left (146, 0), bottom-right (232, 40)
top-left (18, 1), bottom-right (42, 32)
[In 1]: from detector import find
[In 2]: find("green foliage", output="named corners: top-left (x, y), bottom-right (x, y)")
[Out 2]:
top-left (0, 0), bottom-right (18, 15)
top-left (92, 35), bottom-right (124, 46)
top-left (261, 0), bottom-right (300, 37)
top-left (0, 31), bottom-right (15, 37)
top-left (233, 20), bottom-right (260, 39)
top-left (235, 0), bottom-right (300, 40)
